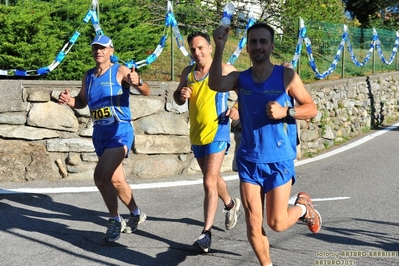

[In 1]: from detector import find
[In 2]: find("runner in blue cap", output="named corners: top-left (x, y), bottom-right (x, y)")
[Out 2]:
top-left (58, 35), bottom-right (150, 242)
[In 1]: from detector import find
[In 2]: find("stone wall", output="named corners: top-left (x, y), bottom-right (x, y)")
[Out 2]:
top-left (301, 74), bottom-right (399, 155)
top-left (0, 72), bottom-right (398, 182)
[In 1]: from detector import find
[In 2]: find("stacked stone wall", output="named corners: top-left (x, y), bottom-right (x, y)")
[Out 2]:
top-left (0, 73), bottom-right (398, 182)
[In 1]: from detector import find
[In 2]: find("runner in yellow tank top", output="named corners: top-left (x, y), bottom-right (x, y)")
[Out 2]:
top-left (173, 31), bottom-right (241, 253)
top-left (186, 63), bottom-right (229, 145)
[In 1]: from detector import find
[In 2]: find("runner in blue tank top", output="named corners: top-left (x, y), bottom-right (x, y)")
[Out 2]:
top-left (58, 35), bottom-right (150, 243)
top-left (209, 23), bottom-right (321, 266)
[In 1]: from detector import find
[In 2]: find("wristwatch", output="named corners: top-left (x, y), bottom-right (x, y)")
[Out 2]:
top-left (137, 78), bottom-right (143, 86)
top-left (287, 107), bottom-right (296, 118)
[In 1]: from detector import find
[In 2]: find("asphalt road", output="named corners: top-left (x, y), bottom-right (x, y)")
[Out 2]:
top-left (1, 124), bottom-right (399, 266)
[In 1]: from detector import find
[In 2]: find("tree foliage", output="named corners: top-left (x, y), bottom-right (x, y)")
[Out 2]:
top-left (0, 0), bottom-right (166, 80)
top-left (274, 0), bottom-right (348, 57)
top-left (342, 0), bottom-right (399, 28)
top-left (0, 0), bottom-right (397, 80)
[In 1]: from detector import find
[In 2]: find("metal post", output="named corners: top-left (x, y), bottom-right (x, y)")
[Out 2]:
top-left (372, 41), bottom-right (375, 74)
top-left (97, 0), bottom-right (100, 23)
top-left (171, 26), bottom-right (175, 81)
top-left (297, 18), bottom-right (301, 77)
top-left (341, 42), bottom-right (345, 79)
top-left (171, 1), bottom-right (175, 81)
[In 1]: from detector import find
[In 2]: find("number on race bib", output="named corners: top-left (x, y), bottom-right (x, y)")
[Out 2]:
top-left (91, 107), bottom-right (112, 120)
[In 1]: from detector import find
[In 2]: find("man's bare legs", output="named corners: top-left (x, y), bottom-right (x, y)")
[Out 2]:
top-left (240, 180), bottom-right (303, 265)
top-left (94, 146), bottom-right (138, 217)
top-left (240, 181), bottom-right (272, 265)
top-left (266, 181), bottom-right (303, 232)
top-left (193, 150), bottom-right (241, 252)
top-left (197, 150), bottom-right (231, 231)
top-left (94, 145), bottom-right (146, 238)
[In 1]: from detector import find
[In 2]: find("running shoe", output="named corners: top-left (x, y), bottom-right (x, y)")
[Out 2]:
top-left (224, 198), bottom-right (241, 230)
top-left (295, 192), bottom-right (322, 233)
top-left (193, 231), bottom-right (212, 253)
top-left (103, 218), bottom-right (126, 242)
top-left (123, 212), bottom-right (147, 233)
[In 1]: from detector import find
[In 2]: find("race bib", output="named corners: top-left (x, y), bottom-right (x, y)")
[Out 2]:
top-left (90, 106), bottom-right (115, 125)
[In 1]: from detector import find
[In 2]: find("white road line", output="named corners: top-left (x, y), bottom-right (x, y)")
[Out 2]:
top-left (0, 187), bottom-right (99, 195)
top-left (1, 122), bottom-right (398, 195)
top-left (295, 122), bottom-right (399, 166)
top-left (288, 196), bottom-right (351, 205)
top-left (0, 175), bottom-right (237, 195)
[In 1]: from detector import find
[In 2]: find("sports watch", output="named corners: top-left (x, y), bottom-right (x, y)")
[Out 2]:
top-left (287, 107), bottom-right (296, 118)
top-left (138, 78), bottom-right (143, 86)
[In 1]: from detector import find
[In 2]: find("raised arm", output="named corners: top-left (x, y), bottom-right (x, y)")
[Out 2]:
top-left (220, 63), bottom-right (239, 120)
top-left (209, 26), bottom-right (239, 92)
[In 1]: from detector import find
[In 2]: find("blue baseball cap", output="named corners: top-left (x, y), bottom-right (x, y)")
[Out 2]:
top-left (91, 35), bottom-right (113, 48)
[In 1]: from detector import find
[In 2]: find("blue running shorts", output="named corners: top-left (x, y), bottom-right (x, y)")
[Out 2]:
top-left (191, 141), bottom-right (230, 159)
top-left (236, 157), bottom-right (296, 193)
top-left (92, 130), bottom-right (133, 158)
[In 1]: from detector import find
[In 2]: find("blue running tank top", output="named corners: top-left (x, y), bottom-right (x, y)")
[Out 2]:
top-left (236, 65), bottom-right (297, 163)
top-left (85, 64), bottom-right (133, 140)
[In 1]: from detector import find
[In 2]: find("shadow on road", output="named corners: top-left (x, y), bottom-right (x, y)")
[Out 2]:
top-left (0, 192), bottom-right (241, 265)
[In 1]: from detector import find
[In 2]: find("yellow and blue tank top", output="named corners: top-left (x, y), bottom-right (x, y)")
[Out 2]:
top-left (237, 65), bottom-right (297, 163)
top-left (187, 64), bottom-right (230, 145)
top-left (85, 64), bottom-right (133, 140)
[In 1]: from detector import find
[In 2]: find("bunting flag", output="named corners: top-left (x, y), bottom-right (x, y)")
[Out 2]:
top-left (291, 18), bottom-right (399, 79)
top-left (373, 28), bottom-right (399, 65)
top-left (227, 8), bottom-right (257, 65)
top-left (1, 3), bottom-right (397, 78)
top-left (346, 26), bottom-right (376, 67)
top-left (290, 18), bottom-right (306, 70)
top-left (0, 0), bottom-right (99, 77)
top-left (0, 1), bottom-right (247, 76)
top-left (116, 1), bottom-right (191, 69)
